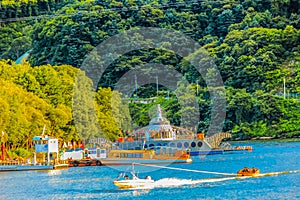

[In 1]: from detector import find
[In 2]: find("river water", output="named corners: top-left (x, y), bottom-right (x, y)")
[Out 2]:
top-left (1, 140), bottom-right (300, 200)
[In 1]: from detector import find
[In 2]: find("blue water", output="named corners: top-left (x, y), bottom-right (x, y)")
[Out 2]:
top-left (1, 141), bottom-right (300, 200)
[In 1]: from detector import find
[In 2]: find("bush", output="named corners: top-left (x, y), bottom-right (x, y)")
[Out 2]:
top-left (14, 148), bottom-right (32, 158)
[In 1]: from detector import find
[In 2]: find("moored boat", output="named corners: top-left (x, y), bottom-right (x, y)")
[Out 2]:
top-left (115, 104), bottom-right (231, 156)
top-left (61, 147), bottom-right (106, 167)
top-left (101, 149), bottom-right (192, 165)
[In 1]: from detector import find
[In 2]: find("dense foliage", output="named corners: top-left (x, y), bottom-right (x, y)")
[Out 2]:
top-left (0, 60), bottom-right (129, 150)
top-left (0, 0), bottom-right (299, 150)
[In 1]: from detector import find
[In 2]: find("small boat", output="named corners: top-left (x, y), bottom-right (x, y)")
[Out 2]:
top-left (237, 167), bottom-right (260, 176)
top-left (113, 172), bottom-right (154, 189)
top-left (113, 164), bottom-right (155, 189)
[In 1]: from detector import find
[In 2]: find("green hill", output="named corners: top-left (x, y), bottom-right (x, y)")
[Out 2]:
top-left (0, 0), bottom-right (299, 151)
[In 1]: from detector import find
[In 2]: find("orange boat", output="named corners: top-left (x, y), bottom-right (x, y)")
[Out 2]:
top-left (237, 167), bottom-right (260, 176)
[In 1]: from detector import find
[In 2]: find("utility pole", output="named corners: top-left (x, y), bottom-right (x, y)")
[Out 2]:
top-left (134, 73), bottom-right (138, 98)
top-left (196, 80), bottom-right (199, 96)
top-left (283, 77), bottom-right (286, 99)
top-left (156, 75), bottom-right (158, 97)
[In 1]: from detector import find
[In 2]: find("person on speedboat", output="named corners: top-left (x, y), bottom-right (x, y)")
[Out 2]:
top-left (124, 175), bottom-right (130, 180)
top-left (242, 167), bottom-right (250, 172)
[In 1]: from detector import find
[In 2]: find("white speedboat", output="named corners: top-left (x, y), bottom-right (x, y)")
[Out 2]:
top-left (113, 172), bottom-right (154, 189)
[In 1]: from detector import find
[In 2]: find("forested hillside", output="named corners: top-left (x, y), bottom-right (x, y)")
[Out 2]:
top-left (0, 60), bottom-right (131, 151)
top-left (0, 0), bottom-right (299, 153)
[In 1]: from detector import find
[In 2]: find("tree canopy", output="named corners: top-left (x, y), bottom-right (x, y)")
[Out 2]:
top-left (0, 0), bottom-right (299, 149)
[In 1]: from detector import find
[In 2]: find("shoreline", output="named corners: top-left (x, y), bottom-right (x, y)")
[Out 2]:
top-left (229, 137), bottom-right (300, 143)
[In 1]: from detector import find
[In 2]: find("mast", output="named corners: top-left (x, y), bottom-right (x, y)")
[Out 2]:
top-left (157, 104), bottom-right (162, 118)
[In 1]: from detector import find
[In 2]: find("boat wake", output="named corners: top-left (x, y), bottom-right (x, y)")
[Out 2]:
top-left (125, 177), bottom-right (236, 190)
top-left (154, 177), bottom-right (237, 187)
top-left (47, 169), bottom-right (62, 176)
top-left (154, 178), bottom-right (197, 187)
top-left (256, 169), bottom-right (300, 177)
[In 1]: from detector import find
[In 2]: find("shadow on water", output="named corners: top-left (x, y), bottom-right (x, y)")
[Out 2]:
top-left (58, 188), bottom-right (148, 194)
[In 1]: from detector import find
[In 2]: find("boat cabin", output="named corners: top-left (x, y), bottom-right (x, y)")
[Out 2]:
top-left (32, 135), bottom-right (59, 165)
top-left (61, 148), bottom-right (107, 160)
top-left (84, 148), bottom-right (107, 159)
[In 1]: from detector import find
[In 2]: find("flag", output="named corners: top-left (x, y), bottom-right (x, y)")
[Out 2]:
top-left (68, 141), bottom-right (73, 149)
top-left (79, 142), bottom-right (84, 149)
top-left (73, 141), bottom-right (77, 150)
top-left (143, 139), bottom-right (146, 150)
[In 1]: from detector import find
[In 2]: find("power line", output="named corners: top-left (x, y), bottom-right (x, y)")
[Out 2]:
top-left (0, 0), bottom-right (228, 23)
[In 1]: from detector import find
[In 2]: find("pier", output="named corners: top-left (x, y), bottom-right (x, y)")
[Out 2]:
top-left (0, 135), bottom-right (68, 172)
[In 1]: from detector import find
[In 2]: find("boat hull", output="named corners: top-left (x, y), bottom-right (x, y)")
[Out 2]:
top-left (0, 163), bottom-right (68, 172)
top-left (113, 179), bottom-right (154, 188)
top-left (117, 139), bottom-right (223, 156)
top-left (0, 164), bottom-right (54, 172)
top-left (190, 150), bottom-right (223, 156)
top-left (101, 158), bottom-right (192, 166)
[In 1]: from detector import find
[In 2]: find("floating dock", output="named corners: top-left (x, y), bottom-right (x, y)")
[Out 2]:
top-left (224, 146), bottom-right (253, 152)
top-left (0, 161), bottom-right (68, 172)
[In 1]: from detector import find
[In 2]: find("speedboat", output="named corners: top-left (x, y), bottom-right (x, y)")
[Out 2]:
top-left (237, 167), bottom-right (260, 176)
top-left (113, 172), bottom-right (154, 189)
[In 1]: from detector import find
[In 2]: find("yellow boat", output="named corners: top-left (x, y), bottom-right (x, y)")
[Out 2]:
top-left (102, 149), bottom-right (192, 165)
top-left (237, 167), bottom-right (260, 176)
